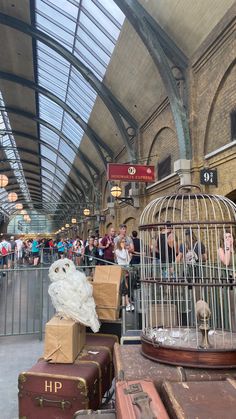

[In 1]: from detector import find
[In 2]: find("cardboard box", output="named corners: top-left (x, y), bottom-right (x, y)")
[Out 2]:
top-left (93, 265), bottom-right (123, 284)
top-left (44, 316), bottom-right (86, 363)
top-left (92, 282), bottom-right (121, 320)
top-left (92, 266), bottom-right (123, 320)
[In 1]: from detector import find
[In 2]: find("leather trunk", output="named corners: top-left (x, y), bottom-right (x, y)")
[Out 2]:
top-left (86, 333), bottom-right (118, 357)
top-left (116, 380), bottom-right (169, 419)
top-left (18, 358), bottom-right (100, 419)
top-left (18, 335), bottom-right (117, 419)
top-left (114, 343), bottom-right (236, 391)
top-left (73, 409), bottom-right (116, 418)
top-left (161, 379), bottom-right (236, 419)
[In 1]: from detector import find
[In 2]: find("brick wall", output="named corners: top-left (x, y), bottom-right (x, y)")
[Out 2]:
top-left (190, 6), bottom-right (236, 199)
top-left (140, 100), bottom-right (179, 174)
top-left (191, 8), bottom-right (236, 160)
top-left (205, 63), bottom-right (236, 154)
top-left (148, 127), bottom-right (179, 175)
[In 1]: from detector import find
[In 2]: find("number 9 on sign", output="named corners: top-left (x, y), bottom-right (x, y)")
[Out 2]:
top-left (200, 168), bottom-right (217, 186)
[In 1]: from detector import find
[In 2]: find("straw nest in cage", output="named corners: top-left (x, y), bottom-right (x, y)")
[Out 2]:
top-left (139, 185), bottom-right (236, 368)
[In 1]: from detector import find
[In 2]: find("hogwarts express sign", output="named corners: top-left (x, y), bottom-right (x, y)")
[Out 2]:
top-left (107, 163), bottom-right (155, 182)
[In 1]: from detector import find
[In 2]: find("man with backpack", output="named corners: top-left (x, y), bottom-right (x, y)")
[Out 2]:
top-left (0, 236), bottom-right (11, 273)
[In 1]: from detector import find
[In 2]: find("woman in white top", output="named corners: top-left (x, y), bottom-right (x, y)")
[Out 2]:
top-left (115, 238), bottom-right (131, 266)
top-left (115, 238), bottom-right (134, 311)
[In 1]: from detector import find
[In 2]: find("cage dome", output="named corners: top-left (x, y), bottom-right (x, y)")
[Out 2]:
top-left (139, 185), bottom-right (236, 368)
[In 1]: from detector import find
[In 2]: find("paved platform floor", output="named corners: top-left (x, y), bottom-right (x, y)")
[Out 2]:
top-left (0, 334), bottom-right (44, 419)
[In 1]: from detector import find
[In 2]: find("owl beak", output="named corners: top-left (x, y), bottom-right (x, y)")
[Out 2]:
top-left (63, 268), bottom-right (66, 273)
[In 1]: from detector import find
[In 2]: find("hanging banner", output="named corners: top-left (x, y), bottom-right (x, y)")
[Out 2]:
top-left (107, 163), bottom-right (155, 182)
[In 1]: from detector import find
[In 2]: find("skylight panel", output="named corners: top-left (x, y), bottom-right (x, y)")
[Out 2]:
top-left (59, 140), bottom-right (76, 161)
top-left (56, 158), bottom-right (71, 175)
top-left (84, 1), bottom-right (121, 39)
top-left (41, 146), bottom-right (58, 163)
top-left (41, 159), bottom-right (56, 174)
top-left (35, 0), bottom-right (125, 204)
top-left (40, 126), bottom-right (60, 149)
top-left (37, 0), bottom-right (77, 30)
top-left (42, 169), bottom-right (54, 182)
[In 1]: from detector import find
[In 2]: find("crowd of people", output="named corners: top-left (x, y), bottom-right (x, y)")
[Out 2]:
top-left (0, 225), bottom-right (235, 309)
top-left (0, 226), bottom-right (141, 311)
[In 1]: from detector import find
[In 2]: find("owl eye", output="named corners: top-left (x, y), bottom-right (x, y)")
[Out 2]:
top-left (65, 263), bottom-right (70, 268)
top-left (55, 267), bottom-right (59, 273)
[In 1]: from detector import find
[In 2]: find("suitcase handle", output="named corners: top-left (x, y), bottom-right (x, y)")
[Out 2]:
top-left (133, 392), bottom-right (156, 419)
top-left (35, 396), bottom-right (71, 410)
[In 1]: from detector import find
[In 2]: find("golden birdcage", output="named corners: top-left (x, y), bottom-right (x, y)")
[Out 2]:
top-left (139, 185), bottom-right (236, 368)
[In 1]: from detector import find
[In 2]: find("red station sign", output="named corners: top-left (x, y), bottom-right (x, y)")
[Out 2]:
top-left (107, 163), bottom-right (155, 183)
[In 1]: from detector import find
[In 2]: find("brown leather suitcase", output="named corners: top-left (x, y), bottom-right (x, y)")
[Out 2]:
top-left (86, 333), bottom-right (119, 357)
top-left (18, 358), bottom-right (100, 418)
top-left (18, 345), bottom-right (112, 419)
top-left (73, 409), bottom-right (116, 418)
top-left (114, 343), bottom-right (236, 391)
top-left (116, 380), bottom-right (169, 419)
top-left (78, 344), bottom-right (112, 397)
top-left (161, 378), bottom-right (236, 419)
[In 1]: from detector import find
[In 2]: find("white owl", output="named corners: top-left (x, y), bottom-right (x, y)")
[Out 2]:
top-left (48, 258), bottom-right (100, 333)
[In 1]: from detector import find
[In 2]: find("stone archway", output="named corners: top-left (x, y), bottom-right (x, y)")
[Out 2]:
top-left (123, 217), bottom-right (137, 234)
top-left (226, 190), bottom-right (236, 205)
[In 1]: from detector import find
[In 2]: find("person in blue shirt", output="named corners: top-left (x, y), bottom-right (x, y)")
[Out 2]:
top-left (32, 239), bottom-right (40, 266)
top-left (57, 239), bottom-right (65, 259)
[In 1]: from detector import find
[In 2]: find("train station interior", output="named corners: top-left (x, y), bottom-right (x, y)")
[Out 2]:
top-left (0, 1), bottom-right (236, 418)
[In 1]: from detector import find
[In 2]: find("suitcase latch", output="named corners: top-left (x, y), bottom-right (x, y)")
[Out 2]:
top-left (124, 383), bottom-right (143, 394)
top-left (132, 392), bottom-right (156, 419)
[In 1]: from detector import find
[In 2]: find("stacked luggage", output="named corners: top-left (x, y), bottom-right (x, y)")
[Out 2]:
top-left (18, 318), bottom-right (118, 418)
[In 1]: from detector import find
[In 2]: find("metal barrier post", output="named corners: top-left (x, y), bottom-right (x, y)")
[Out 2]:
top-left (133, 288), bottom-right (139, 329)
top-left (38, 267), bottom-right (44, 340)
top-left (40, 248), bottom-right (44, 264)
top-left (122, 295), bottom-right (126, 335)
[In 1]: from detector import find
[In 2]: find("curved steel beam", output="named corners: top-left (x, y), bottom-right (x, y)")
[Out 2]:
top-left (0, 110), bottom-right (99, 176)
top-left (11, 188), bottom-right (68, 209)
top-left (0, 71), bottom-right (113, 166)
top-left (1, 163), bottom-right (81, 202)
top-left (114, 0), bottom-right (191, 159)
top-left (1, 129), bottom-right (96, 183)
top-left (3, 175), bottom-right (77, 208)
top-left (4, 176), bottom-right (76, 213)
top-left (2, 169), bottom-right (83, 218)
top-left (0, 154), bottom-right (86, 198)
top-left (1, 133), bottom-right (93, 189)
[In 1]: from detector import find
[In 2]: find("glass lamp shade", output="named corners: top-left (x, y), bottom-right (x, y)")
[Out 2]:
top-left (61, 227), bottom-right (65, 231)
top-left (15, 203), bottom-right (23, 210)
top-left (71, 218), bottom-right (77, 224)
top-left (0, 174), bottom-right (8, 188)
top-left (65, 223), bottom-right (70, 228)
top-left (8, 192), bottom-right (18, 202)
top-left (21, 209), bottom-right (27, 215)
top-left (111, 185), bottom-right (122, 198)
top-left (83, 208), bottom-right (90, 216)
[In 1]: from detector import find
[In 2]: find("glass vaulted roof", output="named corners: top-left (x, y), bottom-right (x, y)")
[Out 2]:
top-left (35, 0), bottom-right (125, 204)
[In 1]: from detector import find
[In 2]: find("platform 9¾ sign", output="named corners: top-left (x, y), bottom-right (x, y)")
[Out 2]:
top-left (200, 168), bottom-right (218, 186)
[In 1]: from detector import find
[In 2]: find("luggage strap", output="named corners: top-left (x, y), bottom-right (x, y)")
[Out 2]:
top-left (124, 383), bottom-right (156, 419)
